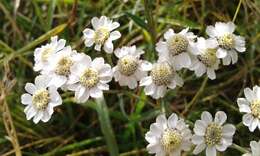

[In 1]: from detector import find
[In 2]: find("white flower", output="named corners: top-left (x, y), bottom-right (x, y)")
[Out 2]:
top-left (189, 37), bottom-right (220, 80)
top-left (242, 140), bottom-right (260, 156)
top-left (140, 62), bottom-right (183, 99)
top-left (41, 46), bottom-right (79, 89)
top-left (145, 113), bottom-right (192, 156)
top-left (156, 28), bottom-right (196, 70)
top-left (237, 85), bottom-right (260, 132)
top-left (83, 16), bottom-right (121, 53)
top-left (67, 54), bottom-right (113, 103)
top-left (113, 46), bottom-right (152, 89)
top-left (34, 36), bottom-right (66, 72)
top-left (192, 111), bottom-right (236, 156)
top-left (206, 22), bottom-right (246, 65)
top-left (21, 75), bottom-right (62, 124)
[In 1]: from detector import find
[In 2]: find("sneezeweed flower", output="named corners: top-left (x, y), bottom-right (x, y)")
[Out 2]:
top-left (237, 85), bottom-right (260, 132)
top-left (189, 37), bottom-right (220, 80)
top-left (67, 54), bottom-right (112, 103)
top-left (242, 140), bottom-right (260, 156)
top-left (192, 111), bottom-right (236, 156)
top-left (145, 113), bottom-right (192, 156)
top-left (140, 62), bottom-right (183, 99)
top-left (83, 16), bottom-right (121, 53)
top-left (21, 75), bottom-right (62, 124)
top-left (34, 36), bottom-right (66, 72)
top-left (206, 22), bottom-right (246, 65)
top-left (113, 46), bottom-right (152, 89)
top-left (41, 46), bottom-right (79, 89)
top-left (156, 28), bottom-right (196, 70)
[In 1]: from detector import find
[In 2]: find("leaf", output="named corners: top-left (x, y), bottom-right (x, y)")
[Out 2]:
top-left (125, 12), bottom-right (148, 30)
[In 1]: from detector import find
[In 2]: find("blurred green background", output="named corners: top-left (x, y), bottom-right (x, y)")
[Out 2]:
top-left (0, 0), bottom-right (259, 155)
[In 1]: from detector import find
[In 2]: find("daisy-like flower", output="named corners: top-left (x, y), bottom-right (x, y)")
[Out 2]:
top-left (189, 37), bottom-right (220, 80)
top-left (140, 62), bottom-right (183, 99)
top-left (67, 54), bottom-right (113, 103)
top-left (145, 113), bottom-right (192, 156)
top-left (41, 46), bottom-right (79, 89)
top-left (192, 111), bottom-right (236, 156)
top-left (242, 140), bottom-right (260, 156)
top-left (83, 16), bottom-right (121, 53)
top-left (206, 22), bottom-right (246, 65)
top-left (156, 28), bottom-right (196, 70)
top-left (237, 85), bottom-right (260, 132)
top-left (113, 46), bottom-right (152, 89)
top-left (21, 75), bottom-right (62, 124)
top-left (34, 36), bottom-right (66, 72)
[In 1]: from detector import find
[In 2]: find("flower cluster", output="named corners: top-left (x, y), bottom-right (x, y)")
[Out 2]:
top-left (20, 15), bottom-right (256, 156)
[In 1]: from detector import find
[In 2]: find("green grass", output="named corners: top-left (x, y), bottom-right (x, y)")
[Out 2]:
top-left (0, 0), bottom-right (260, 155)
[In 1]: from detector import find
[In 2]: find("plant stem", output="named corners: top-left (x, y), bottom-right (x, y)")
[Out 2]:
top-left (143, 0), bottom-right (156, 59)
top-left (232, 0), bottom-right (243, 22)
top-left (231, 143), bottom-right (249, 153)
top-left (95, 97), bottom-right (119, 156)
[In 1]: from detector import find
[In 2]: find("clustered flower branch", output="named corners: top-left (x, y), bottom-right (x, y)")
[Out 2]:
top-left (20, 15), bottom-right (260, 156)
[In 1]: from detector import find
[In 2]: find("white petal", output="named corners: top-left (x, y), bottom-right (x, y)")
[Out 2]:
top-left (194, 120), bottom-right (207, 136)
top-left (94, 44), bottom-right (102, 51)
top-left (83, 28), bottom-right (95, 39)
top-left (222, 124), bottom-right (236, 137)
top-left (206, 25), bottom-right (217, 38)
top-left (216, 143), bottom-right (228, 152)
top-left (201, 111), bottom-right (213, 124)
top-left (127, 76), bottom-right (137, 89)
top-left (249, 118), bottom-right (259, 132)
top-left (41, 111), bottom-right (52, 122)
top-left (25, 105), bottom-right (37, 120)
top-left (253, 85), bottom-right (260, 99)
top-left (104, 40), bottom-right (113, 53)
top-left (214, 111), bottom-right (227, 125)
top-left (89, 87), bottom-right (103, 98)
top-left (109, 31), bottom-right (121, 40)
top-left (110, 22), bottom-right (120, 31)
top-left (206, 146), bottom-right (216, 156)
top-left (230, 50), bottom-right (238, 64)
top-left (97, 83), bottom-right (109, 90)
top-left (140, 61), bottom-right (153, 71)
top-left (21, 94), bottom-right (32, 105)
top-left (244, 88), bottom-right (256, 102)
top-left (156, 114), bottom-right (167, 130)
top-left (193, 143), bottom-right (206, 155)
top-left (216, 48), bottom-right (227, 58)
top-left (35, 75), bottom-right (51, 89)
top-left (174, 74), bottom-right (184, 87)
top-left (177, 52), bottom-right (191, 68)
top-left (146, 142), bottom-right (162, 154)
top-left (207, 68), bottom-right (216, 80)
top-left (84, 38), bottom-right (95, 47)
top-left (25, 83), bottom-right (37, 94)
top-left (164, 29), bottom-right (174, 40)
top-left (237, 98), bottom-right (251, 113)
top-left (33, 111), bottom-right (43, 124)
top-left (140, 76), bottom-right (153, 86)
top-left (91, 17), bottom-right (100, 29)
top-left (192, 135), bottom-right (204, 144)
top-left (242, 113), bottom-right (253, 126)
top-left (222, 55), bottom-right (231, 65)
top-left (167, 113), bottom-right (178, 129)
top-left (144, 84), bottom-right (156, 95)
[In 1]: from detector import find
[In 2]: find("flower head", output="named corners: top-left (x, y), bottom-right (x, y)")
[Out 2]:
top-left (34, 36), bottom-right (66, 72)
top-left (145, 113), bottom-right (192, 156)
top-left (206, 22), bottom-right (246, 65)
top-left (113, 46), bottom-right (152, 89)
top-left (21, 75), bottom-right (62, 124)
top-left (83, 16), bottom-right (121, 53)
top-left (156, 28), bottom-right (196, 70)
top-left (67, 54), bottom-right (112, 103)
top-left (189, 37), bottom-right (220, 80)
top-left (140, 62), bottom-right (183, 99)
top-left (237, 85), bottom-right (260, 132)
top-left (242, 140), bottom-right (260, 156)
top-left (192, 111), bottom-right (236, 156)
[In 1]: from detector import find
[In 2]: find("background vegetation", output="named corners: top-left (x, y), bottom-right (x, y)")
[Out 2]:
top-left (0, 0), bottom-right (259, 155)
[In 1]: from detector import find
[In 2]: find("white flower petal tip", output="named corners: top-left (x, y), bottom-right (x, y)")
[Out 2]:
top-left (192, 111), bottom-right (235, 155)
top-left (145, 113), bottom-right (192, 155)
top-left (83, 16), bottom-right (121, 53)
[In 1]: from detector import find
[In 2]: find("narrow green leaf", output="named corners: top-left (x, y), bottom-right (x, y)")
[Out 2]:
top-left (125, 12), bottom-right (148, 30)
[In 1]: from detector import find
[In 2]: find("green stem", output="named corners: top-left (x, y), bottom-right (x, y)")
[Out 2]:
top-left (143, 0), bottom-right (156, 59)
top-left (95, 97), bottom-right (119, 156)
top-left (232, 0), bottom-right (243, 22)
top-left (231, 143), bottom-right (249, 154)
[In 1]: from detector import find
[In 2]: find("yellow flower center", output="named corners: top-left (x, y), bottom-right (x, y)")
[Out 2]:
top-left (161, 129), bottom-right (183, 153)
top-left (167, 34), bottom-right (189, 56)
top-left (80, 68), bottom-right (99, 88)
top-left (55, 57), bottom-right (73, 76)
top-left (118, 55), bottom-right (138, 76)
top-left (251, 100), bottom-right (260, 119)
top-left (205, 123), bottom-right (222, 146)
top-left (95, 27), bottom-right (110, 44)
top-left (32, 89), bottom-right (50, 110)
top-left (198, 48), bottom-right (217, 67)
top-left (41, 47), bottom-right (54, 61)
top-left (150, 63), bottom-right (173, 86)
top-left (218, 34), bottom-right (235, 50)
